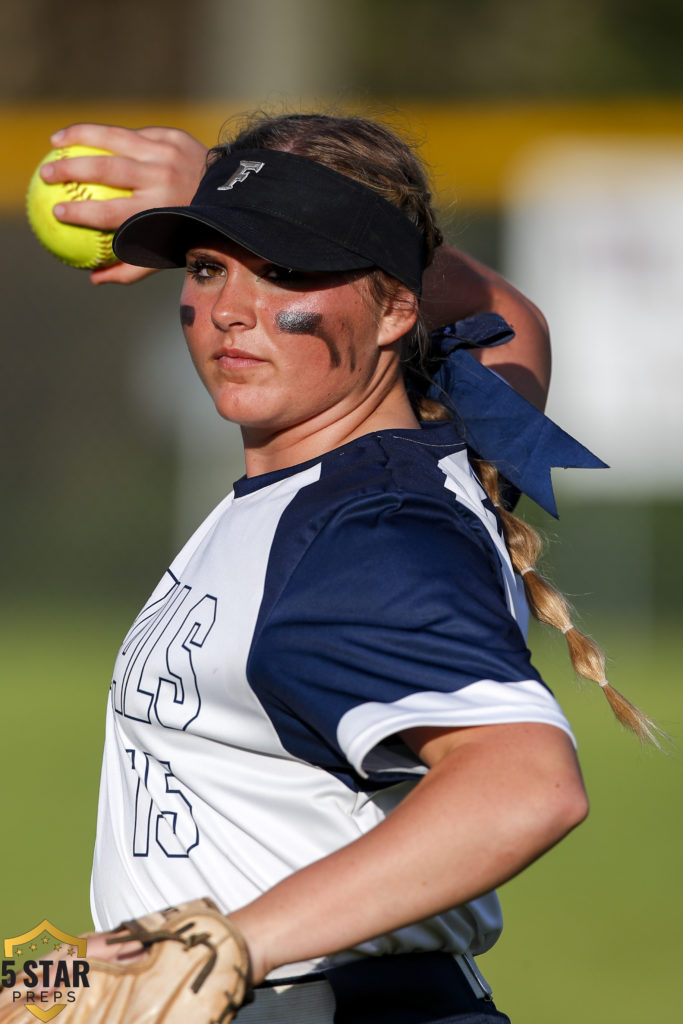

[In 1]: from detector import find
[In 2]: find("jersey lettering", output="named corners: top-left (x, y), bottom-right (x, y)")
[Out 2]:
top-left (154, 595), bottom-right (217, 729)
top-left (127, 749), bottom-right (199, 858)
top-left (128, 748), bottom-right (153, 855)
top-left (112, 574), bottom-right (217, 730)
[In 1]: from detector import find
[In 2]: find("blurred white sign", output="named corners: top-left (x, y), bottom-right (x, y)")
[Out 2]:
top-left (504, 140), bottom-right (683, 495)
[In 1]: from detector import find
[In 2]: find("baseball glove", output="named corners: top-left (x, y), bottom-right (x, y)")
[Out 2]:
top-left (0, 898), bottom-right (252, 1024)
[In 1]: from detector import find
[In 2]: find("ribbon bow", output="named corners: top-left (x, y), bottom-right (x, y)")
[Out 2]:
top-left (421, 314), bottom-right (607, 517)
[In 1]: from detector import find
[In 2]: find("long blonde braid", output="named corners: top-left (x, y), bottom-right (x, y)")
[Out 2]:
top-left (470, 457), bottom-right (661, 746)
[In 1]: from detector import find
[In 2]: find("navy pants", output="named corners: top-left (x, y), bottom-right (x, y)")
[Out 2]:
top-left (325, 952), bottom-right (511, 1024)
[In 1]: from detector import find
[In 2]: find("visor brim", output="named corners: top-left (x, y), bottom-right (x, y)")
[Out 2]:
top-left (113, 206), bottom-right (376, 274)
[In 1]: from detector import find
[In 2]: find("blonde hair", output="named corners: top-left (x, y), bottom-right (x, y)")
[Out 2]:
top-left (472, 455), bottom-right (661, 745)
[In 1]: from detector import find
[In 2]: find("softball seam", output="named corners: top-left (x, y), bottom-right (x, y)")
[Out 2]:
top-left (49, 148), bottom-right (115, 268)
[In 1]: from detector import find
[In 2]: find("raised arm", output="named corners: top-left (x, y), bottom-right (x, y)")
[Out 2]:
top-left (41, 123), bottom-right (208, 285)
top-left (422, 244), bottom-right (551, 409)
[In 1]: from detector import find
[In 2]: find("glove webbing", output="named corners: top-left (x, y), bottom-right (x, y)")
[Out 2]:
top-left (106, 921), bottom-right (218, 994)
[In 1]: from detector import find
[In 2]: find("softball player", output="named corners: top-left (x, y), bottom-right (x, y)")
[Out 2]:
top-left (37, 111), bottom-right (653, 1022)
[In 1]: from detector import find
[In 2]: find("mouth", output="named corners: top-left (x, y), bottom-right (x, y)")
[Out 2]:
top-left (215, 347), bottom-right (266, 369)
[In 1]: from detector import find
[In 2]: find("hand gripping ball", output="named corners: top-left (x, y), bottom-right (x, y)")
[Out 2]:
top-left (26, 145), bottom-right (131, 269)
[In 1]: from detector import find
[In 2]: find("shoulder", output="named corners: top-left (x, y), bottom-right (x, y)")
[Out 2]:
top-left (244, 431), bottom-right (555, 785)
top-left (260, 426), bottom-right (505, 603)
top-left (285, 424), bottom-right (498, 551)
top-left (249, 430), bottom-right (519, 654)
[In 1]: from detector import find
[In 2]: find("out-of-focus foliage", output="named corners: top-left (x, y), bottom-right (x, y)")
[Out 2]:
top-left (0, 0), bottom-right (192, 99)
top-left (1, 0), bottom-right (682, 101)
top-left (350, 0), bottom-right (683, 97)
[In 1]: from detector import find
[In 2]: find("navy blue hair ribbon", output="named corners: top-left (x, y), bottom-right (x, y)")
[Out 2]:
top-left (423, 314), bottom-right (608, 518)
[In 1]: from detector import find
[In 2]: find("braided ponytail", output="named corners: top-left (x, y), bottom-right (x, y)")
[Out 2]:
top-left (471, 458), bottom-right (662, 746)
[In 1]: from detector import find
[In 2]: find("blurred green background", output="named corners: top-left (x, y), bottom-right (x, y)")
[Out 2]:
top-left (1, 2), bottom-right (681, 1021)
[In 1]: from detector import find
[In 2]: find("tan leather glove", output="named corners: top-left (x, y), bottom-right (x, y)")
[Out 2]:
top-left (0, 898), bottom-right (252, 1024)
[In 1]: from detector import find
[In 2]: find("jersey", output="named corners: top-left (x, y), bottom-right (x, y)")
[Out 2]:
top-left (91, 421), bottom-right (573, 977)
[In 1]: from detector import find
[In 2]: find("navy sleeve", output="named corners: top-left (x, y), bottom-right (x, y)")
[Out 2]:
top-left (245, 491), bottom-right (568, 788)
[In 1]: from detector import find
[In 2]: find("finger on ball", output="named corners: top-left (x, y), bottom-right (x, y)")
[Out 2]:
top-left (26, 145), bottom-right (132, 270)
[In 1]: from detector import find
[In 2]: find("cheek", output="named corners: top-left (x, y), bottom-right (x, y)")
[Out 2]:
top-left (310, 312), bottom-right (371, 377)
top-left (178, 304), bottom-right (200, 365)
top-left (178, 302), bottom-right (209, 378)
top-left (179, 283), bottom-right (197, 340)
top-left (277, 332), bottom-right (360, 408)
top-left (179, 283), bottom-right (214, 353)
top-left (274, 310), bottom-right (323, 334)
top-left (273, 300), bottom-right (367, 375)
top-left (180, 278), bottom-right (214, 329)
top-left (179, 304), bottom-right (195, 327)
top-left (279, 336), bottom-right (335, 381)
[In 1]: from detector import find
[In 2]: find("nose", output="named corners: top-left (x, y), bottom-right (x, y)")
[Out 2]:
top-left (210, 263), bottom-right (258, 332)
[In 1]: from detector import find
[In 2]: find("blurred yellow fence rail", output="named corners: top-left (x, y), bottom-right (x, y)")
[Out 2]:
top-left (3, 97), bottom-right (682, 211)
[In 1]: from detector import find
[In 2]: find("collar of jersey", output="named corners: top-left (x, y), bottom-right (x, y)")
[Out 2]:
top-left (232, 421), bottom-right (464, 500)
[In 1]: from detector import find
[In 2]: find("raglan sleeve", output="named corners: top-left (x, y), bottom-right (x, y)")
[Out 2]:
top-left (248, 491), bottom-right (574, 784)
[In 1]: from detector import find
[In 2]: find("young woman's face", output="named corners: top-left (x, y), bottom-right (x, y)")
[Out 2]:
top-left (179, 238), bottom-right (411, 439)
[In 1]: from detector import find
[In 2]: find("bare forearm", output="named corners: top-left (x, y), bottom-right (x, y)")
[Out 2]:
top-left (230, 723), bottom-right (587, 983)
top-left (422, 246), bottom-right (551, 409)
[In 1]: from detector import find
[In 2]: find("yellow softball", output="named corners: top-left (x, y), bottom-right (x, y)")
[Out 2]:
top-left (26, 145), bottom-right (132, 269)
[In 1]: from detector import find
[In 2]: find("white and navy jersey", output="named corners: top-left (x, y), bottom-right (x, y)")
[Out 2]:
top-left (91, 421), bottom-right (573, 977)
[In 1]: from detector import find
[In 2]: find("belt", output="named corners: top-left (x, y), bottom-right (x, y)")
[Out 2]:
top-left (239, 950), bottom-right (502, 1024)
